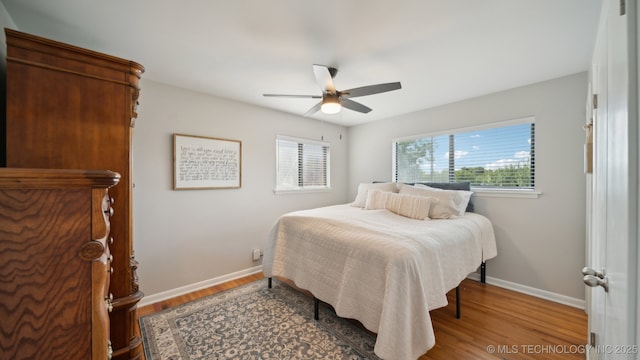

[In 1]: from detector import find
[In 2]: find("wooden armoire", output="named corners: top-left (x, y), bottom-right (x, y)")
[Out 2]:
top-left (4, 29), bottom-right (145, 360)
top-left (0, 168), bottom-right (119, 359)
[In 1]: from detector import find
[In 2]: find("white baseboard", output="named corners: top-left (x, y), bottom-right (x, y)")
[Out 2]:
top-left (467, 273), bottom-right (585, 309)
top-left (138, 266), bottom-right (585, 310)
top-left (138, 266), bottom-right (264, 307)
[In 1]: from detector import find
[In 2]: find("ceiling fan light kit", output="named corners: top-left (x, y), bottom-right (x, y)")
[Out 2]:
top-left (263, 64), bottom-right (401, 117)
top-left (321, 96), bottom-right (341, 114)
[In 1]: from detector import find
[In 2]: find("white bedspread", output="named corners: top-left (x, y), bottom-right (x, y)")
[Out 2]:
top-left (262, 204), bottom-right (497, 360)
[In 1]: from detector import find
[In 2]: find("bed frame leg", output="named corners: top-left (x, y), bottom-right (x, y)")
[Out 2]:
top-left (268, 277), bottom-right (272, 289)
top-left (314, 297), bottom-right (319, 320)
top-left (455, 286), bottom-right (461, 319)
top-left (454, 260), bottom-right (486, 319)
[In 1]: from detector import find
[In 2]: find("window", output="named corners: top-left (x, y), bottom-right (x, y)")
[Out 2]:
top-left (276, 135), bottom-right (330, 192)
top-left (393, 118), bottom-right (535, 190)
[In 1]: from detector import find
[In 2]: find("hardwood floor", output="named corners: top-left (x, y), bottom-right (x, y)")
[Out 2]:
top-left (136, 273), bottom-right (264, 317)
top-left (137, 274), bottom-right (587, 359)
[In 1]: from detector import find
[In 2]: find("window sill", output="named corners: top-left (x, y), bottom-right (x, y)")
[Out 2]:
top-left (274, 187), bottom-right (332, 195)
top-left (471, 188), bottom-right (542, 199)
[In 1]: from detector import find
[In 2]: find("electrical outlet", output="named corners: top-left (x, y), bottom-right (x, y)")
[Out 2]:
top-left (252, 248), bottom-right (262, 261)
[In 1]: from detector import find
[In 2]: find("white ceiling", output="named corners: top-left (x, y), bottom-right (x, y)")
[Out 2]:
top-left (2, 0), bottom-right (602, 127)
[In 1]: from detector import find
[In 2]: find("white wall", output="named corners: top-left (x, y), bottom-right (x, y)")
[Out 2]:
top-left (348, 72), bottom-right (588, 302)
top-left (133, 80), bottom-right (349, 297)
top-left (0, 3), bottom-right (16, 62)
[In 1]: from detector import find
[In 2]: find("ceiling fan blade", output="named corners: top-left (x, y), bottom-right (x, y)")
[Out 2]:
top-left (341, 99), bottom-right (372, 114)
top-left (304, 101), bottom-right (323, 117)
top-left (263, 94), bottom-right (322, 98)
top-left (341, 82), bottom-right (402, 98)
top-left (313, 64), bottom-right (336, 94)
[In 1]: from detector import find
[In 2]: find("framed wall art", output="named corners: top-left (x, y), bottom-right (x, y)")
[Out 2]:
top-left (173, 134), bottom-right (242, 189)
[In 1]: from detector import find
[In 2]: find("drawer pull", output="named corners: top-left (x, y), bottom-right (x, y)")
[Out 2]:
top-left (79, 241), bottom-right (105, 261)
top-left (106, 294), bottom-right (114, 313)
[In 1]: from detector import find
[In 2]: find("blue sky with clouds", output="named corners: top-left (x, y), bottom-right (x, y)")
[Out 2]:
top-left (420, 123), bottom-right (533, 173)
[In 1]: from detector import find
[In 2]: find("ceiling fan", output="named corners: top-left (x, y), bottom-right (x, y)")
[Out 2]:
top-left (263, 64), bottom-right (401, 116)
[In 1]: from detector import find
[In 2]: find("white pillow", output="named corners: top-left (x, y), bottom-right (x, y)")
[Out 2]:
top-left (414, 184), bottom-right (473, 216)
top-left (365, 189), bottom-right (435, 220)
top-left (351, 182), bottom-right (398, 208)
top-left (399, 184), bottom-right (472, 218)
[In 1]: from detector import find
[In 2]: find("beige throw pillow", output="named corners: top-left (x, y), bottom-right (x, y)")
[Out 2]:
top-left (365, 189), bottom-right (436, 220)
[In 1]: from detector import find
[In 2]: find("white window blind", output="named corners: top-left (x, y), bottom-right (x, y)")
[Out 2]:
top-left (393, 118), bottom-right (535, 190)
top-left (276, 135), bottom-right (330, 192)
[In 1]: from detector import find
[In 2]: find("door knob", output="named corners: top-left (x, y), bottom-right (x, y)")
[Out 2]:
top-left (582, 266), bottom-right (605, 279)
top-left (583, 274), bottom-right (609, 292)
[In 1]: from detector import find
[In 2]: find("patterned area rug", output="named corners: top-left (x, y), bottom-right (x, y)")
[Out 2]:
top-left (139, 278), bottom-right (381, 359)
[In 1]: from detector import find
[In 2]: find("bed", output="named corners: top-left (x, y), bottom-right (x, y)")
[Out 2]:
top-left (262, 182), bottom-right (497, 360)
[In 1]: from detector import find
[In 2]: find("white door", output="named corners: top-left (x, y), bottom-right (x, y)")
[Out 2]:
top-left (586, 9), bottom-right (607, 358)
top-left (586, 1), bottom-right (638, 359)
